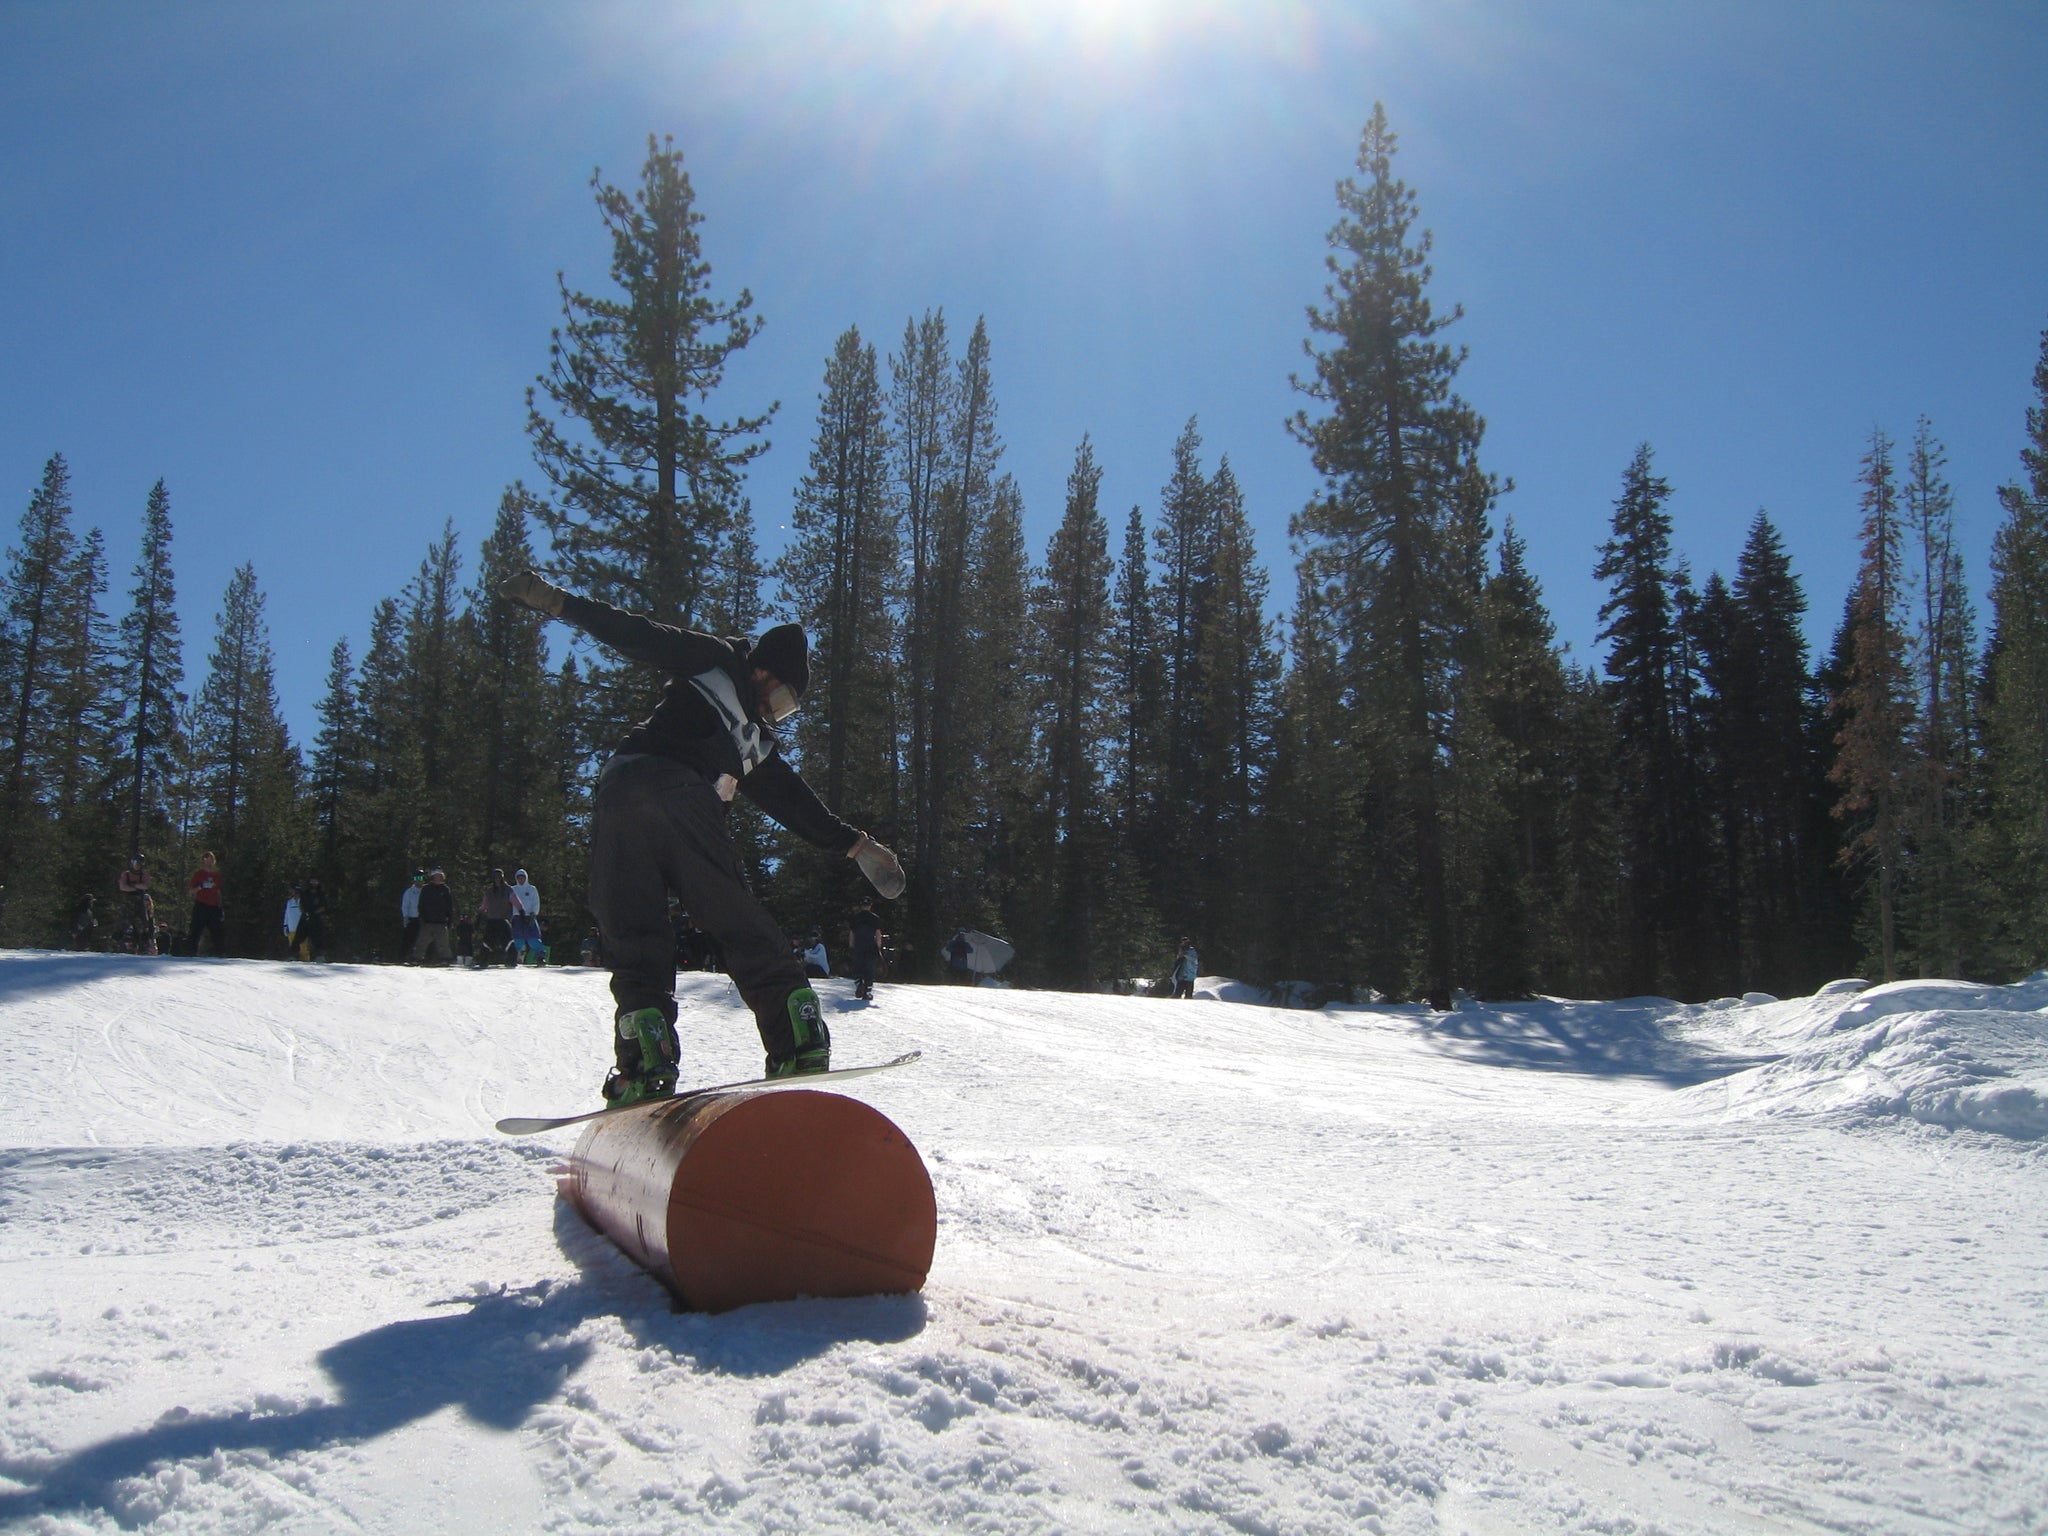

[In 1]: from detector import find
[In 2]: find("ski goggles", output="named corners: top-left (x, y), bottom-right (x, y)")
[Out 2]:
top-left (762, 678), bottom-right (801, 724)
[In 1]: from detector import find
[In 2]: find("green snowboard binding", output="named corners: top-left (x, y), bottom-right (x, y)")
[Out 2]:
top-left (603, 1005), bottom-right (680, 1107)
top-left (765, 987), bottom-right (831, 1079)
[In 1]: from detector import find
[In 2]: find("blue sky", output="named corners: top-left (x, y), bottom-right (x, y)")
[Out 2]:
top-left (4, 0), bottom-right (2045, 742)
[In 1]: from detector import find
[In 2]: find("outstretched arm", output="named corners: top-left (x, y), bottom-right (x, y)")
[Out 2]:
top-left (498, 572), bottom-right (732, 675)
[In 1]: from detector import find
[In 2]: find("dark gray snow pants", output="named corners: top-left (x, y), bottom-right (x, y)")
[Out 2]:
top-left (588, 753), bottom-right (819, 1064)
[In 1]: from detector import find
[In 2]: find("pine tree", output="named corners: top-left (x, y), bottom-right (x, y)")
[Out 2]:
top-left (191, 565), bottom-right (304, 954)
top-left (1829, 430), bottom-right (1917, 982)
top-left (1192, 457), bottom-right (1279, 973)
top-left (1, 454), bottom-right (79, 895)
top-left (401, 523), bottom-right (472, 876)
top-left (1593, 444), bottom-right (1701, 994)
top-left (1900, 419), bottom-right (1978, 977)
top-left (1034, 437), bottom-right (1114, 987)
top-left (1265, 568), bottom-right (1365, 998)
top-left (1288, 103), bottom-right (1497, 1008)
top-left (888, 310), bottom-right (955, 970)
top-left (776, 327), bottom-right (900, 825)
top-left (308, 637), bottom-right (359, 880)
top-left (117, 479), bottom-right (185, 861)
top-left (958, 473), bottom-right (1036, 955)
top-left (469, 489), bottom-right (558, 889)
top-left (527, 133), bottom-right (773, 735)
top-left (1704, 512), bottom-right (1836, 992)
top-left (1465, 520), bottom-right (1572, 995)
top-left (1101, 503), bottom-right (1168, 984)
top-left (1978, 326), bottom-right (2048, 974)
top-left (44, 527), bottom-right (124, 928)
top-left (1154, 416), bottom-right (1214, 911)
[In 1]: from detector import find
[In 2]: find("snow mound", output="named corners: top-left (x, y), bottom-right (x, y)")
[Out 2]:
top-left (1682, 994), bottom-right (2048, 1139)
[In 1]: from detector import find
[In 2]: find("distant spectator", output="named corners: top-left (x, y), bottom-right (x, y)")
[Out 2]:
top-left (186, 851), bottom-right (225, 957)
top-left (847, 895), bottom-right (885, 1002)
top-left (283, 885), bottom-right (304, 958)
top-left (945, 929), bottom-right (975, 985)
top-left (802, 929), bottom-right (829, 979)
top-left (414, 868), bottom-right (454, 965)
top-left (579, 927), bottom-right (602, 967)
top-left (117, 856), bottom-right (156, 955)
top-left (399, 871), bottom-right (423, 963)
top-left (476, 869), bottom-right (516, 967)
top-left (509, 868), bottom-right (545, 964)
top-left (1171, 938), bottom-right (1199, 1000)
top-left (298, 878), bottom-right (330, 961)
top-left (70, 893), bottom-right (98, 951)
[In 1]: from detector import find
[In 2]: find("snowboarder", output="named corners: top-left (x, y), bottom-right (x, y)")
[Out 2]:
top-left (1172, 938), bottom-right (1199, 999)
top-left (497, 570), bottom-right (905, 1106)
top-left (847, 895), bottom-right (885, 1001)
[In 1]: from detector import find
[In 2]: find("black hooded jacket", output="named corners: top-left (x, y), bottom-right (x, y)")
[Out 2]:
top-left (559, 593), bottom-right (859, 854)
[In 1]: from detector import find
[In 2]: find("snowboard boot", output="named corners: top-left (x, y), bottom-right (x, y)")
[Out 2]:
top-left (764, 987), bottom-right (831, 1079)
top-left (603, 1006), bottom-right (680, 1106)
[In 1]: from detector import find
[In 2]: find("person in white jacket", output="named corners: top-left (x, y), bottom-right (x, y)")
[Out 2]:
top-left (509, 869), bottom-right (546, 964)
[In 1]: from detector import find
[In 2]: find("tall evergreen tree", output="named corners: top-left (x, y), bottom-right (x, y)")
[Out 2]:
top-left (1978, 326), bottom-right (2048, 974)
top-left (777, 327), bottom-right (900, 826)
top-left (469, 489), bottom-right (558, 887)
top-left (1101, 503), bottom-right (1168, 983)
top-left (1191, 457), bottom-right (1279, 971)
top-left (1593, 444), bottom-right (1702, 994)
top-left (1829, 430), bottom-right (1916, 982)
top-left (308, 637), bottom-right (359, 880)
top-left (1154, 416), bottom-right (1214, 911)
top-left (1465, 520), bottom-right (1573, 995)
top-left (117, 479), bottom-right (185, 861)
top-left (1288, 104), bottom-right (1497, 1008)
top-left (1, 454), bottom-right (79, 892)
top-left (1900, 418), bottom-right (1978, 976)
top-left (1034, 437), bottom-right (1114, 987)
top-left (527, 133), bottom-right (774, 735)
top-left (191, 565), bottom-right (303, 953)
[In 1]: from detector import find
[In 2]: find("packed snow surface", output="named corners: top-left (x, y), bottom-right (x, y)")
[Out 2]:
top-left (2, 951), bottom-right (2045, 1533)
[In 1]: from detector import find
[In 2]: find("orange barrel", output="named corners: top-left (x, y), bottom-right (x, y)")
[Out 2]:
top-left (559, 1089), bottom-right (936, 1312)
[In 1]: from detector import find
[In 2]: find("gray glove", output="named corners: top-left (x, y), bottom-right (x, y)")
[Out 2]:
top-left (499, 569), bottom-right (567, 618)
top-left (850, 834), bottom-right (905, 899)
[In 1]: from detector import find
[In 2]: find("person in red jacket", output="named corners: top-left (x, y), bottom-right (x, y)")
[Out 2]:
top-left (498, 569), bottom-right (905, 1106)
top-left (186, 852), bottom-right (225, 956)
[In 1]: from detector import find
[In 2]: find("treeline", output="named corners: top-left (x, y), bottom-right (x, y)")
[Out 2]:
top-left (5, 114), bottom-right (2048, 1001)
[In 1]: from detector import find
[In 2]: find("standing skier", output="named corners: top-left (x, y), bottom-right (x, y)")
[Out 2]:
top-left (497, 571), bottom-right (905, 1105)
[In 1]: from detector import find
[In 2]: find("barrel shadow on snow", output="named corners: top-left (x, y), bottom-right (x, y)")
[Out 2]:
top-left (0, 1206), bottom-right (924, 1525)
top-left (1416, 1000), bottom-right (1766, 1086)
top-left (0, 1281), bottom-right (596, 1526)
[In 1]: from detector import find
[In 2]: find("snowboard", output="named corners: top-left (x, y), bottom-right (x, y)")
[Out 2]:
top-left (493, 1050), bottom-right (922, 1136)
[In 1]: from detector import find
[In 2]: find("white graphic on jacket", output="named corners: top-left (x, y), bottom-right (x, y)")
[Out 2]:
top-left (687, 666), bottom-right (770, 789)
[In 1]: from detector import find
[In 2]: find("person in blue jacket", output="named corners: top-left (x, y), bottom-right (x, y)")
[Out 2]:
top-left (499, 570), bottom-right (904, 1105)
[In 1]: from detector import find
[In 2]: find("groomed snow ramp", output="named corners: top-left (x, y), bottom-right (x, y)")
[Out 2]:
top-left (559, 1088), bottom-right (937, 1312)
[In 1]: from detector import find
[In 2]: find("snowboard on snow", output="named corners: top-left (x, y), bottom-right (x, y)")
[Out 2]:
top-left (493, 1050), bottom-right (922, 1136)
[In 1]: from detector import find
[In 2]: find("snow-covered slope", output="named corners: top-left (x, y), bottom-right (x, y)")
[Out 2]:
top-left (2, 952), bottom-right (2043, 1533)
